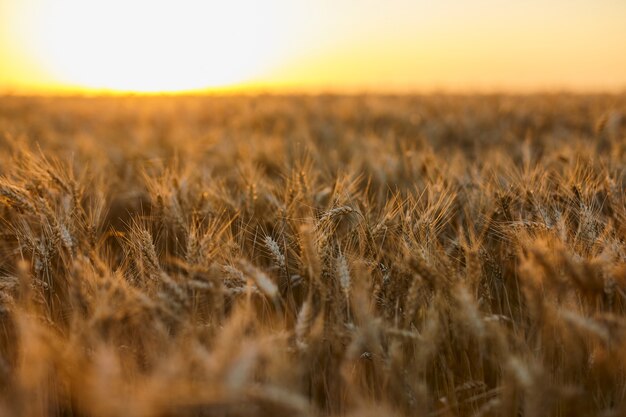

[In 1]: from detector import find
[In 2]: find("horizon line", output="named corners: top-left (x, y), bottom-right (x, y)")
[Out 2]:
top-left (2, 84), bottom-right (626, 98)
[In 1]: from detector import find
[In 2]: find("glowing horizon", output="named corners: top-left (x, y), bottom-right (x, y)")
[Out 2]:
top-left (1, 0), bottom-right (626, 94)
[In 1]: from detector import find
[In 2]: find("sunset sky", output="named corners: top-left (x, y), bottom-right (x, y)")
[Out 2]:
top-left (1, 0), bottom-right (625, 94)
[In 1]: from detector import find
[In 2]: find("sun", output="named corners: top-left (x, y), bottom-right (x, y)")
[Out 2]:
top-left (26, 0), bottom-right (284, 93)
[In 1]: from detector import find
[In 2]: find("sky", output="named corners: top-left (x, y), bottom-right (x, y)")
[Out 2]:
top-left (1, 0), bottom-right (625, 94)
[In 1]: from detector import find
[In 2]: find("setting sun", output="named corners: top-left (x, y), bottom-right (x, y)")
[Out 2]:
top-left (3, 0), bottom-right (290, 92)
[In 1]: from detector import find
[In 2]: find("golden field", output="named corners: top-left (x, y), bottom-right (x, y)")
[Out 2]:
top-left (0, 94), bottom-right (625, 416)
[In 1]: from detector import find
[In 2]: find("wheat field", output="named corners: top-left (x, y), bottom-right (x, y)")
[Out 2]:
top-left (0, 94), bottom-right (625, 416)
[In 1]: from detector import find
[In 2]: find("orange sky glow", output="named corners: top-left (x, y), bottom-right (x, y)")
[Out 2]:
top-left (1, 0), bottom-right (625, 94)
